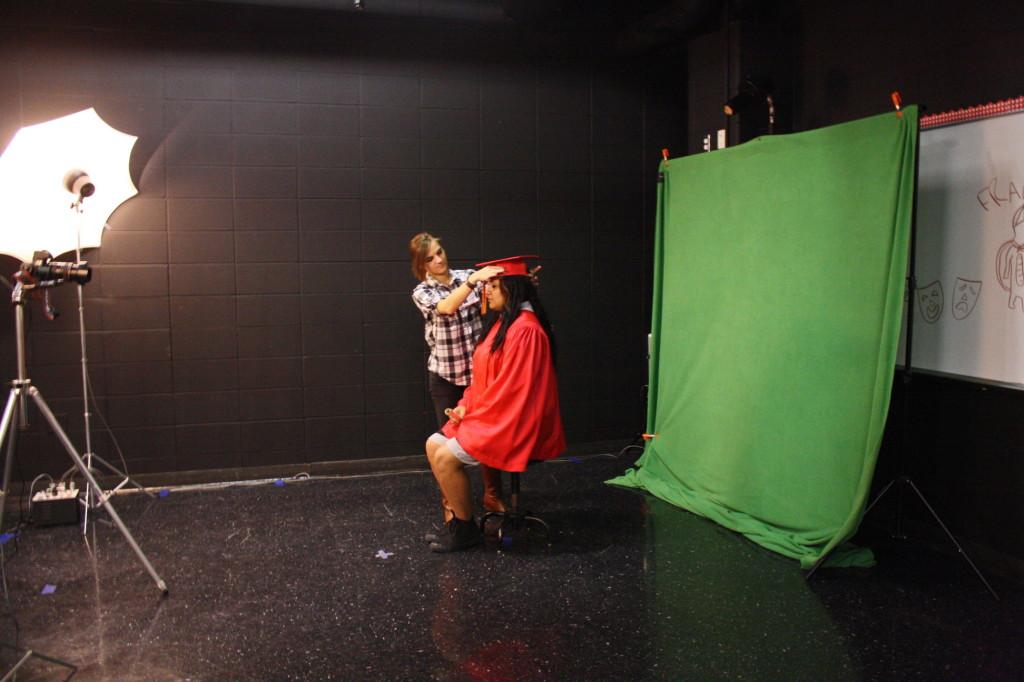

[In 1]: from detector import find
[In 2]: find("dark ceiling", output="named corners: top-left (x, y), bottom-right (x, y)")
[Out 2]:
top-left (183, 0), bottom-right (725, 53)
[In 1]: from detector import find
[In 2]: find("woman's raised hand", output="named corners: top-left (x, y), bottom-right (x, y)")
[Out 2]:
top-left (470, 265), bottom-right (504, 285)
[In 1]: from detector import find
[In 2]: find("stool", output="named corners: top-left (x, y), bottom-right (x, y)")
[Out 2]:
top-left (481, 463), bottom-right (549, 548)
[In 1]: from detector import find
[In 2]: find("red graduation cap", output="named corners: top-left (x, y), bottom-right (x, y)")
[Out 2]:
top-left (474, 254), bottom-right (538, 277)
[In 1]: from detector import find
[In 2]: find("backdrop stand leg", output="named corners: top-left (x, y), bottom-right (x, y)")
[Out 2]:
top-left (900, 477), bottom-right (999, 600)
top-left (805, 475), bottom-right (999, 601)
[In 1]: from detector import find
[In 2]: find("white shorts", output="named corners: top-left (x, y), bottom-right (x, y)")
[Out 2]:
top-left (428, 432), bottom-right (479, 466)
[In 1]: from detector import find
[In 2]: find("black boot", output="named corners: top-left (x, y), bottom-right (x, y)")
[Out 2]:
top-left (424, 496), bottom-right (456, 542)
top-left (428, 515), bottom-right (482, 553)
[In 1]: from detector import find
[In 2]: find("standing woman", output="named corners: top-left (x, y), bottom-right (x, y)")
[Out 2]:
top-left (409, 232), bottom-right (506, 515)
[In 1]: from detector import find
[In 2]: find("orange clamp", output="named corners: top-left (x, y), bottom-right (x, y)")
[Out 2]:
top-left (891, 91), bottom-right (903, 118)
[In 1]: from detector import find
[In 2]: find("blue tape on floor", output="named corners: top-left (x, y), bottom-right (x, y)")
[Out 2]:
top-left (274, 479), bottom-right (285, 487)
top-left (0, 532), bottom-right (16, 545)
top-left (159, 489), bottom-right (170, 498)
top-left (41, 584), bottom-right (56, 595)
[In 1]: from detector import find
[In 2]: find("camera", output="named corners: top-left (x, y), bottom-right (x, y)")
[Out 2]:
top-left (23, 250), bottom-right (92, 285)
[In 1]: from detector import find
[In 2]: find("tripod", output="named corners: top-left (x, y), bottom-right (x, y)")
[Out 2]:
top-left (0, 278), bottom-right (167, 595)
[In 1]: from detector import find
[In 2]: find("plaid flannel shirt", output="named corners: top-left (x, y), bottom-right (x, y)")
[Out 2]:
top-left (412, 269), bottom-right (482, 386)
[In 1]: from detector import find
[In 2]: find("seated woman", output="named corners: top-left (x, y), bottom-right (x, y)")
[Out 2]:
top-left (424, 256), bottom-right (565, 553)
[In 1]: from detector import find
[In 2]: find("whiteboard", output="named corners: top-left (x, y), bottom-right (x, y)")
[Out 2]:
top-left (909, 109), bottom-right (1024, 387)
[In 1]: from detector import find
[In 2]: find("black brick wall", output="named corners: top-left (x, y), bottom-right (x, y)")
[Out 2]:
top-left (0, 1), bottom-right (686, 479)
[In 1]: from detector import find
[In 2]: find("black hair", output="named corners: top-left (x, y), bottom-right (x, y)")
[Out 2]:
top-left (479, 275), bottom-right (557, 367)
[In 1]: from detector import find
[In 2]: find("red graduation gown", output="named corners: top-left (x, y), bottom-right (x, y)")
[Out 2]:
top-left (441, 309), bottom-right (565, 472)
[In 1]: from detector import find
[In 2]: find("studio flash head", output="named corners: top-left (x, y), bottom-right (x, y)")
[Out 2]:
top-left (63, 168), bottom-right (95, 199)
top-left (25, 250), bottom-right (92, 285)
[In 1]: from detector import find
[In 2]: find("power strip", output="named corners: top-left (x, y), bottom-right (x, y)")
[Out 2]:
top-left (32, 483), bottom-right (80, 526)
top-left (33, 482), bottom-right (79, 502)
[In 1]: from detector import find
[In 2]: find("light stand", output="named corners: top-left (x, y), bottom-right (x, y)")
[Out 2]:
top-left (67, 192), bottom-right (152, 534)
top-left (806, 122), bottom-right (998, 600)
top-left (0, 276), bottom-right (167, 595)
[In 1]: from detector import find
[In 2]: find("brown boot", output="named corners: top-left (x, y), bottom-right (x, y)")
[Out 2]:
top-left (480, 465), bottom-right (506, 513)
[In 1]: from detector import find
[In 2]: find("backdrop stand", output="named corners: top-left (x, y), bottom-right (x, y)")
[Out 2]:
top-left (806, 120), bottom-right (999, 600)
top-left (618, 333), bottom-right (653, 458)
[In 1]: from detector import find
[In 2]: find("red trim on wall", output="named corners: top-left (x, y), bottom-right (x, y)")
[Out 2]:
top-left (921, 96), bottom-right (1024, 129)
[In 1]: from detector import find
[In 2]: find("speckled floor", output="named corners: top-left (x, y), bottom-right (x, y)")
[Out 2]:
top-left (0, 452), bottom-right (1020, 681)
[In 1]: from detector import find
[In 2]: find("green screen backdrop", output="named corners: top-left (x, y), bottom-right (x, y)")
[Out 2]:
top-left (609, 107), bottom-right (919, 568)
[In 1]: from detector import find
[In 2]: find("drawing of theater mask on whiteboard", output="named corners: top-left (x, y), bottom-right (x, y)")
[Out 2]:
top-left (917, 281), bottom-right (943, 323)
top-left (952, 277), bottom-right (981, 320)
